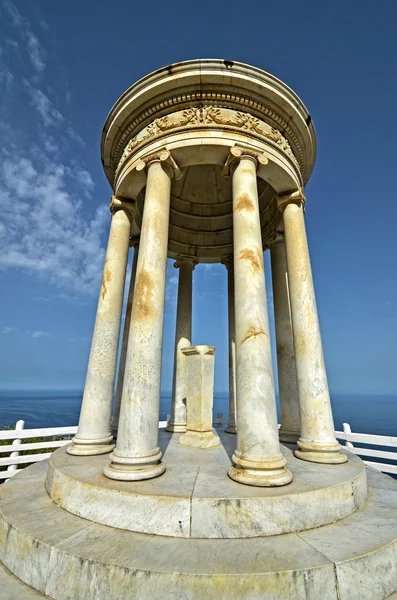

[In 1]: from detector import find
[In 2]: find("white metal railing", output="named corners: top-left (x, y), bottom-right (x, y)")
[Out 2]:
top-left (0, 418), bottom-right (395, 480)
top-left (0, 421), bottom-right (78, 481)
top-left (336, 422), bottom-right (397, 475)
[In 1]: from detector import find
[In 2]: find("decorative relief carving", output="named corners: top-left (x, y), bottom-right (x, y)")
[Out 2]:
top-left (112, 92), bottom-right (305, 176)
top-left (116, 106), bottom-right (296, 174)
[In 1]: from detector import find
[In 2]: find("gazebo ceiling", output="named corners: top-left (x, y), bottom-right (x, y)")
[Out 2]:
top-left (134, 163), bottom-right (278, 262)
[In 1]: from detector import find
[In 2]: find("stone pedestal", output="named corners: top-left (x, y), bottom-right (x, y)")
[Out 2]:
top-left (179, 345), bottom-right (220, 449)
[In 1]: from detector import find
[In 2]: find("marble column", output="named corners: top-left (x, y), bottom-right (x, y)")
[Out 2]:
top-left (280, 192), bottom-right (347, 464)
top-left (104, 156), bottom-right (173, 480)
top-left (166, 257), bottom-right (196, 433)
top-left (110, 241), bottom-right (139, 438)
top-left (228, 152), bottom-right (292, 487)
top-left (222, 256), bottom-right (237, 434)
top-left (68, 197), bottom-right (132, 455)
top-left (270, 233), bottom-right (300, 443)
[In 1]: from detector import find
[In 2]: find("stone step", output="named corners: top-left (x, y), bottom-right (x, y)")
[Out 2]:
top-left (0, 461), bottom-right (396, 600)
top-left (0, 562), bottom-right (45, 599)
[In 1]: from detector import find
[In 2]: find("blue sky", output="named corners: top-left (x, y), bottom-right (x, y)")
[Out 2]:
top-left (0, 0), bottom-right (396, 395)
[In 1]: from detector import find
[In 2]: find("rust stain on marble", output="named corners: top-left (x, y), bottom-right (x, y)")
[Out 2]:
top-left (235, 193), bottom-right (254, 212)
top-left (241, 323), bottom-right (267, 346)
top-left (133, 268), bottom-right (157, 322)
top-left (239, 247), bottom-right (263, 272)
top-left (101, 259), bottom-right (111, 301)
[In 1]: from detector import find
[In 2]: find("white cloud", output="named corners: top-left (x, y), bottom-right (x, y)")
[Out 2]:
top-left (23, 80), bottom-right (63, 127)
top-left (66, 126), bottom-right (86, 148)
top-left (2, 0), bottom-right (46, 73)
top-left (0, 152), bottom-right (108, 294)
top-left (26, 32), bottom-right (45, 73)
top-left (0, 2), bottom-right (106, 298)
top-left (2, 326), bottom-right (17, 334)
top-left (31, 330), bottom-right (51, 338)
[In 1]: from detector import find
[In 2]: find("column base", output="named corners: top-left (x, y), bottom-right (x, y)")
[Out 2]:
top-left (67, 433), bottom-right (114, 456)
top-left (165, 421), bottom-right (186, 433)
top-left (228, 452), bottom-right (293, 487)
top-left (103, 448), bottom-right (166, 481)
top-left (179, 429), bottom-right (220, 449)
top-left (295, 439), bottom-right (348, 464)
top-left (279, 428), bottom-right (300, 444)
top-left (225, 421), bottom-right (237, 433)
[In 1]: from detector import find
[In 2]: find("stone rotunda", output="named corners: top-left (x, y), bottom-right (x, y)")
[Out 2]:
top-left (0, 60), bottom-right (397, 600)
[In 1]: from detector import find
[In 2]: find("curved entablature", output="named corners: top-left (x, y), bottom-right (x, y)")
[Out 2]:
top-left (101, 59), bottom-right (316, 187)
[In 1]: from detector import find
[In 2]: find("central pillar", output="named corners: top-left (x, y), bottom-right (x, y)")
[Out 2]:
top-left (269, 233), bottom-right (300, 443)
top-left (179, 345), bottom-right (220, 449)
top-left (279, 192), bottom-right (347, 464)
top-left (166, 257), bottom-right (196, 433)
top-left (228, 150), bottom-right (292, 487)
top-left (104, 155), bottom-right (173, 481)
top-left (222, 255), bottom-right (237, 434)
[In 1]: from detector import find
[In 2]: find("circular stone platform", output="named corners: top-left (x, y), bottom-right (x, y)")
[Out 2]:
top-left (46, 430), bottom-right (366, 539)
top-left (1, 460), bottom-right (397, 600)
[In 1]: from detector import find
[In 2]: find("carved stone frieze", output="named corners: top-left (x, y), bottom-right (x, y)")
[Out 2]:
top-left (116, 106), bottom-right (297, 175)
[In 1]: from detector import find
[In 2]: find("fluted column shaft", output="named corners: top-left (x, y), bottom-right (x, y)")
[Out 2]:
top-left (111, 242), bottom-right (139, 437)
top-left (281, 197), bottom-right (347, 464)
top-left (68, 199), bottom-right (131, 455)
top-left (270, 234), bottom-right (300, 443)
top-left (167, 257), bottom-right (196, 433)
top-left (104, 159), bottom-right (172, 480)
top-left (228, 155), bottom-right (292, 487)
top-left (223, 257), bottom-right (237, 434)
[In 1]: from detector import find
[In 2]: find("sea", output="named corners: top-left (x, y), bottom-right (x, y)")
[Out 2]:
top-left (0, 391), bottom-right (396, 437)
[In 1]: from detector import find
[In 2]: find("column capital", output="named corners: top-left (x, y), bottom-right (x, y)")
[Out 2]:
top-left (110, 196), bottom-right (136, 218)
top-left (173, 255), bottom-right (198, 269)
top-left (264, 230), bottom-right (284, 250)
top-left (135, 148), bottom-right (183, 180)
top-left (277, 188), bottom-right (306, 212)
top-left (221, 254), bottom-right (234, 269)
top-left (221, 145), bottom-right (268, 177)
top-left (129, 236), bottom-right (140, 249)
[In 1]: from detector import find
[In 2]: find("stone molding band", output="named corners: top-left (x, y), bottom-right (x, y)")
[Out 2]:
top-left (116, 106), bottom-right (299, 177)
top-left (112, 95), bottom-right (305, 176)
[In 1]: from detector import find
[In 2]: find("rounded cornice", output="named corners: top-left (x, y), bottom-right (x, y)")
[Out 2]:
top-left (101, 59), bottom-right (316, 187)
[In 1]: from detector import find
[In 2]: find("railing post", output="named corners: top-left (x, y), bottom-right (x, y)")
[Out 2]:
top-left (343, 423), bottom-right (355, 450)
top-left (7, 420), bottom-right (25, 473)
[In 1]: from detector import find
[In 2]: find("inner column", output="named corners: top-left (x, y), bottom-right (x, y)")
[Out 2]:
top-left (104, 156), bottom-right (173, 481)
top-left (166, 256), bottom-right (196, 433)
top-left (269, 232), bottom-right (300, 443)
top-left (228, 153), bottom-right (292, 487)
top-left (222, 255), bottom-right (237, 434)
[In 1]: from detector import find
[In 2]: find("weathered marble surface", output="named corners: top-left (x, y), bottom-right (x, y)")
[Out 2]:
top-left (179, 345), bottom-right (220, 449)
top-left (47, 431), bottom-right (366, 538)
top-left (229, 155), bottom-right (291, 487)
top-left (68, 201), bottom-right (131, 456)
top-left (167, 258), bottom-right (195, 433)
top-left (0, 563), bottom-right (45, 599)
top-left (270, 233), bottom-right (300, 443)
top-left (1, 461), bottom-right (397, 599)
top-left (280, 197), bottom-right (346, 464)
top-left (105, 159), bottom-right (172, 481)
